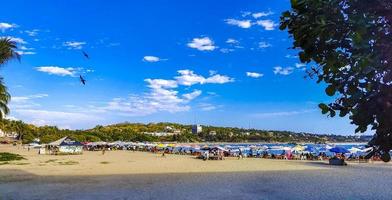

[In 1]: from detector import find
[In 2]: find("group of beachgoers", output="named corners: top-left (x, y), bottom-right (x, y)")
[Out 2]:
top-left (82, 141), bottom-right (379, 162)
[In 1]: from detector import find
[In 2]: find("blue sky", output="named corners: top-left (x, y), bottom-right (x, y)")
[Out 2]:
top-left (0, 0), bottom-right (366, 135)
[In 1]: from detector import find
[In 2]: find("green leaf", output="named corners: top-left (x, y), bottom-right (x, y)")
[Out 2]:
top-left (325, 85), bottom-right (336, 96)
top-left (318, 103), bottom-right (329, 114)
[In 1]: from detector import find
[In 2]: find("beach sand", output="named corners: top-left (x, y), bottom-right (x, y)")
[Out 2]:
top-left (1, 144), bottom-right (392, 199)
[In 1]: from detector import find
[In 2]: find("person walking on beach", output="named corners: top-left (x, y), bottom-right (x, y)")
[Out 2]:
top-left (238, 149), bottom-right (243, 160)
top-left (102, 147), bottom-right (106, 155)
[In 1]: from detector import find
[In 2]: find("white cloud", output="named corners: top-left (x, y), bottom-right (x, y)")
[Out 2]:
top-left (241, 11), bottom-right (252, 17)
top-left (63, 41), bottom-right (86, 49)
top-left (273, 66), bottom-right (294, 75)
top-left (295, 63), bottom-right (306, 69)
top-left (252, 11), bottom-right (274, 18)
top-left (102, 69), bottom-right (232, 116)
top-left (256, 20), bottom-right (277, 30)
top-left (13, 109), bottom-right (101, 129)
top-left (285, 54), bottom-right (299, 59)
top-left (175, 70), bottom-right (207, 86)
top-left (198, 103), bottom-right (217, 111)
top-left (0, 22), bottom-right (17, 32)
top-left (19, 46), bottom-right (34, 50)
top-left (0, 36), bottom-right (27, 44)
top-left (12, 94), bottom-right (48, 103)
top-left (183, 90), bottom-right (202, 101)
top-left (175, 69), bottom-right (234, 86)
top-left (225, 19), bottom-right (252, 28)
top-left (25, 29), bottom-right (39, 37)
top-left (145, 79), bottom-right (178, 89)
top-left (246, 72), bottom-right (263, 78)
top-left (187, 37), bottom-right (216, 51)
top-left (10, 93), bottom-right (48, 110)
top-left (205, 74), bottom-right (234, 84)
top-left (35, 66), bottom-right (77, 76)
top-left (226, 38), bottom-right (239, 44)
top-left (16, 51), bottom-right (36, 55)
top-left (143, 56), bottom-right (160, 62)
top-left (220, 48), bottom-right (234, 53)
top-left (259, 42), bottom-right (271, 48)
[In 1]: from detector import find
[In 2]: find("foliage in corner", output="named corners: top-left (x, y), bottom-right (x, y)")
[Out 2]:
top-left (280, 0), bottom-right (392, 161)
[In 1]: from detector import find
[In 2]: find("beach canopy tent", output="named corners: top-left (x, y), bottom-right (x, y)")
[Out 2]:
top-left (329, 146), bottom-right (350, 154)
top-left (348, 147), bottom-right (363, 154)
top-left (47, 136), bottom-right (83, 155)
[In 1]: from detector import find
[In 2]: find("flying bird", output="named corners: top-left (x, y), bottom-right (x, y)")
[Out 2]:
top-left (82, 51), bottom-right (89, 59)
top-left (79, 75), bottom-right (86, 85)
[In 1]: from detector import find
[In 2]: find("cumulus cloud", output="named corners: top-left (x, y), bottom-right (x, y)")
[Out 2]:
top-left (35, 66), bottom-right (77, 76)
top-left (175, 69), bottom-right (234, 86)
top-left (187, 37), bottom-right (216, 51)
top-left (256, 20), bottom-right (276, 30)
top-left (225, 19), bottom-right (252, 28)
top-left (252, 11), bottom-right (274, 18)
top-left (273, 66), bottom-right (294, 75)
top-left (63, 41), bottom-right (86, 49)
top-left (145, 79), bottom-right (178, 89)
top-left (246, 72), bottom-right (263, 78)
top-left (143, 56), bottom-right (160, 62)
top-left (183, 90), bottom-right (202, 101)
top-left (0, 22), bottom-right (17, 32)
top-left (259, 42), bottom-right (271, 48)
top-left (102, 69), bottom-right (233, 116)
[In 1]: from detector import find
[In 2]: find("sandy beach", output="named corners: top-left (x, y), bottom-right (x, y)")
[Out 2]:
top-left (1, 144), bottom-right (392, 199)
top-left (0, 144), bottom-right (325, 176)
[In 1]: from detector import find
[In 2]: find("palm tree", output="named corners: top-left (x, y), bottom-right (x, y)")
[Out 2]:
top-left (0, 38), bottom-right (20, 118)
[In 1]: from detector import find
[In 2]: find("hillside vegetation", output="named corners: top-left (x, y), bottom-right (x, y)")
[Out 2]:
top-left (0, 119), bottom-right (370, 144)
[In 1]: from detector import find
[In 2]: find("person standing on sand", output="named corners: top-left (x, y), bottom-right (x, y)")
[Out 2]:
top-left (102, 147), bottom-right (106, 155)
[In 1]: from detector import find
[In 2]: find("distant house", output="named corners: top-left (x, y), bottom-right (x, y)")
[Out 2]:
top-left (209, 131), bottom-right (217, 136)
top-left (192, 124), bottom-right (202, 134)
top-left (144, 132), bottom-right (174, 137)
top-left (47, 136), bottom-right (83, 155)
top-left (242, 132), bottom-right (250, 136)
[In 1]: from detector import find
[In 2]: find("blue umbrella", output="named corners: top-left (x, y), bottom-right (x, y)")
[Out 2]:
top-left (305, 146), bottom-right (315, 152)
top-left (329, 146), bottom-right (350, 154)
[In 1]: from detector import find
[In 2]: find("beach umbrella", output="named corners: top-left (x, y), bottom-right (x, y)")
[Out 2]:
top-left (348, 147), bottom-right (363, 153)
top-left (325, 145), bottom-right (333, 150)
top-left (260, 145), bottom-right (269, 150)
top-left (329, 146), bottom-right (350, 154)
top-left (201, 145), bottom-right (210, 151)
top-left (157, 143), bottom-right (167, 148)
top-left (305, 146), bottom-right (315, 152)
top-left (292, 145), bottom-right (305, 152)
top-left (283, 147), bottom-right (292, 151)
top-left (212, 146), bottom-right (227, 151)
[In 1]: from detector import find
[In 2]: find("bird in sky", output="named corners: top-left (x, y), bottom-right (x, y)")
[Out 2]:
top-left (79, 75), bottom-right (86, 85)
top-left (82, 51), bottom-right (89, 59)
